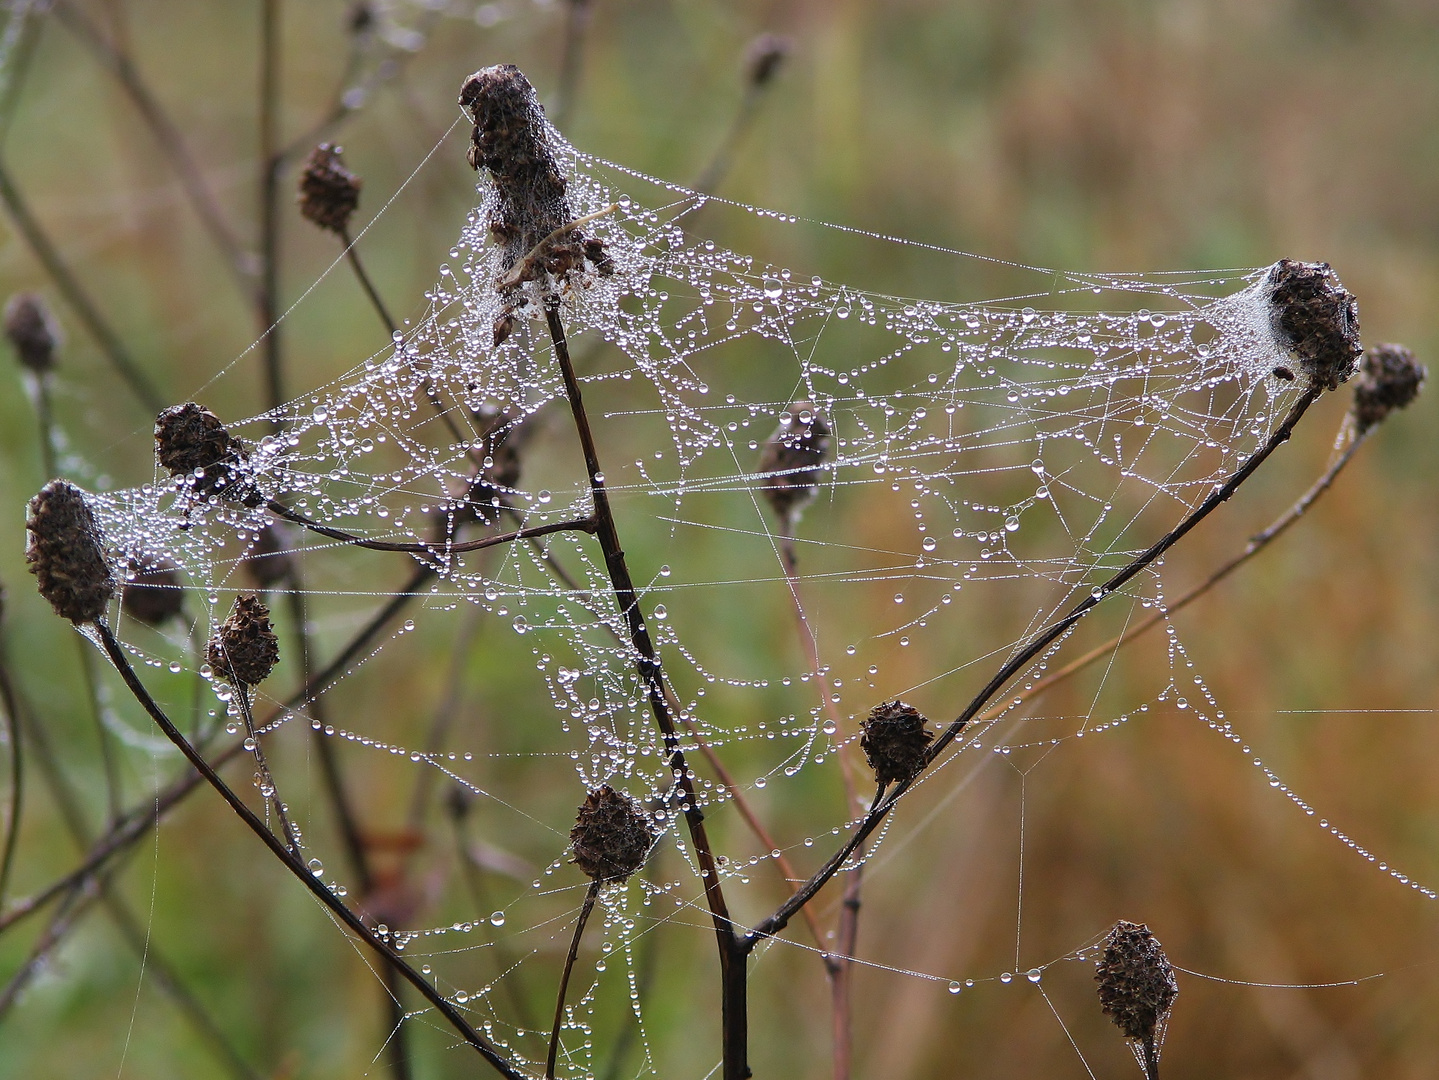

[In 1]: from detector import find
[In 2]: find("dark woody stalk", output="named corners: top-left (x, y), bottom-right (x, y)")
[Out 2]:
top-left (460, 64), bottom-right (749, 1079)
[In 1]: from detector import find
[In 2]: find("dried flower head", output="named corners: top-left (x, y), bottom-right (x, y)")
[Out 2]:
top-left (860, 700), bottom-right (933, 786)
top-left (1265, 259), bottom-right (1361, 392)
top-left (1096, 920), bottom-right (1178, 1079)
top-left (155, 402), bottom-right (257, 503)
top-left (298, 144), bottom-right (362, 235)
top-left (4, 292), bottom-right (62, 374)
top-left (1350, 342), bottom-right (1425, 432)
top-left (207, 594), bottom-right (280, 686)
top-left (569, 785), bottom-right (656, 883)
top-left (121, 558), bottom-right (185, 626)
top-left (758, 401), bottom-right (832, 523)
top-left (241, 521), bottom-right (294, 590)
top-left (26, 480), bottom-right (115, 624)
top-left (458, 65), bottom-right (612, 342)
top-left (744, 33), bottom-right (792, 88)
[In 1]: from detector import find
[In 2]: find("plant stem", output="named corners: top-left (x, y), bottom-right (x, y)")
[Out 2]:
top-left (259, 0), bottom-right (284, 418)
top-left (988, 421), bottom-right (1369, 719)
top-left (542, 298), bottom-right (748, 1079)
top-left (233, 682), bottom-right (301, 853)
top-left (94, 621), bottom-right (528, 1080)
top-left (266, 500), bottom-right (597, 555)
top-left (748, 387), bottom-right (1324, 949)
top-left (547, 879), bottom-right (600, 1079)
top-left (552, 0), bottom-right (593, 130)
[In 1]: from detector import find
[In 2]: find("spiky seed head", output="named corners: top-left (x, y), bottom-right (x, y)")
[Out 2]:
top-left (569, 785), bottom-right (656, 883)
top-left (298, 144), bottom-right (362, 235)
top-left (1350, 342), bottom-right (1425, 432)
top-left (1095, 920), bottom-right (1179, 1055)
top-left (25, 480), bottom-right (115, 624)
top-left (1265, 259), bottom-right (1361, 391)
top-left (860, 700), bottom-right (933, 786)
top-left (206, 594), bottom-right (279, 686)
top-left (155, 402), bottom-right (257, 503)
top-left (4, 292), bottom-right (61, 374)
top-left (121, 558), bottom-right (185, 626)
top-left (759, 401), bottom-right (832, 523)
top-left (744, 33), bottom-right (792, 88)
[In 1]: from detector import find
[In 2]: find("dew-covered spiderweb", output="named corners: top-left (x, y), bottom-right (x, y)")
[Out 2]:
top-left (79, 122), bottom-right (1428, 1077)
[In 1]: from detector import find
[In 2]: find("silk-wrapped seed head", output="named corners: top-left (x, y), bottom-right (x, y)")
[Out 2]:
top-left (1265, 259), bottom-right (1361, 392)
top-left (25, 480), bottom-right (115, 624)
top-left (569, 785), bottom-right (656, 883)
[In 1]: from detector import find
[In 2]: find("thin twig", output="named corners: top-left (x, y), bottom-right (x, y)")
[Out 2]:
top-left (266, 500), bottom-right (597, 555)
top-left (0, 645), bottom-right (23, 908)
top-left (233, 681), bottom-right (301, 853)
top-left (547, 879), bottom-right (600, 1079)
top-left (259, 0), bottom-right (284, 417)
top-left (748, 387), bottom-right (1324, 949)
top-left (94, 621), bottom-right (528, 1080)
top-left (991, 422), bottom-right (1370, 719)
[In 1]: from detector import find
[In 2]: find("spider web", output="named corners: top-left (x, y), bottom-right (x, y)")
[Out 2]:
top-left (77, 124), bottom-right (1427, 1078)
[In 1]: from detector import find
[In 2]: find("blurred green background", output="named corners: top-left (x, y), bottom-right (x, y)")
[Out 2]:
top-left (0, 1), bottom-right (1436, 1078)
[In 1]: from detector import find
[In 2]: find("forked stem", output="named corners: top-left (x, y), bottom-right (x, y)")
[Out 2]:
top-left (547, 879), bottom-right (600, 1079)
top-left (542, 297), bottom-right (749, 1080)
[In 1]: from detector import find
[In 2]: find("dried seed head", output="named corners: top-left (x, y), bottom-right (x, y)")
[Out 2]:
top-left (758, 401), bottom-right (832, 522)
top-left (860, 700), bottom-right (933, 786)
top-left (458, 65), bottom-right (611, 322)
top-left (1265, 259), bottom-right (1361, 391)
top-left (25, 480), bottom-right (115, 624)
top-left (744, 33), bottom-right (792, 88)
top-left (155, 403), bottom-right (257, 503)
top-left (1095, 920), bottom-right (1178, 1067)
top-left (569, 785), bottom-right (657, 883)
top-left (241, 521), bottom-right (294, 590)
top-left (206, 594), bottom-right (280, 686)
top-left (1350, 342), bottom-right (1425, 432)
top-left (4, 292), bottom-right (61, 374)
top-left (452, 404), bottom-right (531, 525)
top-left (298, 144), bottom-right (362, 235)
top-left (121, 558), bottom-right (185, 626)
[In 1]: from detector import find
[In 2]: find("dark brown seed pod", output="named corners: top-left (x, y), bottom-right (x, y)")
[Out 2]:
top-left (1095, 920), bottom-right (1178, 1080)
top-left (744, 33), bottom-right (792, 89)
top-left (569, 785), bottom-right (657, 883)
top-left (457, 65), bottom-right (612, 318)
top-left (241, 521), bottom-right (294, 590)
top-left (1350, 342), bottom-right (1425, 432)
top-left (206, 594), bottom-right (280, 686)
top-left (1265, 259), bottom-right (1361, 392)
top-left (155, 402), bottom-right (257, 503)
top-left (121, 557), bottom-right (185, 626)
top-left (298, 144), bottom-right (362, 235)
top-left (758, 401), bottom-right (832, 523)
top-left (860, 700), bottom-right (933, 786)
top-left (25, 480), bottom-right (115, 624)
top-left (4, 292), bottom-right (61, 374)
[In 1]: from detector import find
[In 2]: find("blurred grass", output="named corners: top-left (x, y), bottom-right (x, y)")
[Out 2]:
top-left (0, 1), bottom-right (1436, 1078)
